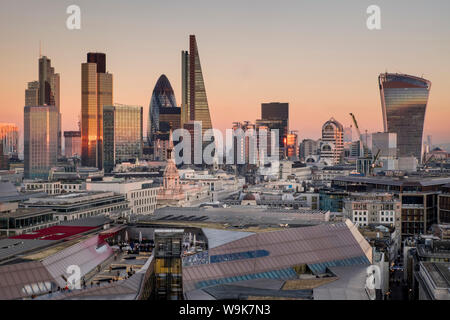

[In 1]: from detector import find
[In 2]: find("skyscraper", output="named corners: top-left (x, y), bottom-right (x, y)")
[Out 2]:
top-left (148, 75), bottom-right (178, 145)
top-left (256, 102), bottom-right (289, 159)
top-left (379, 73), bottom-right (431, 161)
top-left (181, 35), bottom-right (213, 135)
top-left (38, 56), bottom-right (61, 156)
top-left (320, 118), bottom-right (344, 165)
top-left (24, 106), bottom-right (58, 179)
top-left (0, 123), bottom-right (19, 159)
top-left (64, 131), bottom-right (81, 158)
top-left (25, 81), bottom-right (39, 106)
top-left (103, 104), bottom-right (143, 173)
top-left (81, 52), bottom-right (113, 170)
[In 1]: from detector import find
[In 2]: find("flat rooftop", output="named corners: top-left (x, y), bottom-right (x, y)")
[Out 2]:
top-left (0, 207), bottom-right (53, 219)
top-left (140, 207), bottom-right (331, 230)
top-left (23, 191), bottom-right (119, 206)
top-left (333, 176), bottom-right (450, 187)
top-left (422, 262), bottom-right (450, 289)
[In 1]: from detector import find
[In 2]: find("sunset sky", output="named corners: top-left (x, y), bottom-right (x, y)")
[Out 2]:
top-left (1, 0), bottom-right (450, 153)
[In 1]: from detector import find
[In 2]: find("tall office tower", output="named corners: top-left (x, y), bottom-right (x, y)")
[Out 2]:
top-left (320, 117), bottom-right (344, 165)
top-left (38, 56), bottom-right (61, 156)
top-left (24, 106), bottom-right (58, 179)
top-left (154, 229), bottom-right (184, 300)
top-left (379, 73), bottom-right (431, 162)
top-left (103, 104), bottom-right (143, 173)
top-left (0, 123), bottom-right (19, 159)
top-left (286, 131), bottom-right (299, 160)
top-left (299, 139), bottom-right (319, 161)
top-left (64, 131), bottom-right (81, 158)
top-left (81, 52), bottom-right (113, 170)
top-left (181, 35), bottom-right (213, 134)
top-left (148, 75), bottom-right (178, 144)
top-left (256, 102), bottom-right (289, 159)
top-left (25, 81), bottom-right (39, 106)
top-left (231, 121), bottom-right (258, 165)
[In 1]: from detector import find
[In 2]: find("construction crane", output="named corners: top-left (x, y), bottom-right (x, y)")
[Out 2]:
top-left (369, 149), bottom-right (382, 175)
top-left (349, 113), bottom-right (368, 158)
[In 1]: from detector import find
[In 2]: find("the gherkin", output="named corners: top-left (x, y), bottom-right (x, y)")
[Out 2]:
top-left (148, 74), bottom-right (178, 144)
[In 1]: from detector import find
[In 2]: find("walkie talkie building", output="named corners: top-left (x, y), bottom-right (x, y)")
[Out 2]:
top-left (378, 73), bottom-right (431, 161)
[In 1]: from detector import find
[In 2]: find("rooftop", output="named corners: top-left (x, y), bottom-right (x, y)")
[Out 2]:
top-left (0, 207), bottom-right (53, 219)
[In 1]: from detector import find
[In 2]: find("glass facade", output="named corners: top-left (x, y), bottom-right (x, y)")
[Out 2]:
top-left (24, 106), bottom-right (58, 179)
top-left (148, 75), bottom-right (178, 144)
top-left (379, 73), bottom-right (431, 161)
top-left (195, 267), bottom-right (297, 289)
top-left (0, 123), bottom-right (19, 158)
top-left (81, 53), bottom-right (113, 170)
top-left (181, 35), bottom-right (213, 136)
top-left (103, 104), bottom-right (143, 173)
top-left (307, 256), bottom-right (370, 274)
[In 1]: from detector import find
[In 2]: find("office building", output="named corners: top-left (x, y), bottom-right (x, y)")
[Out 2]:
top-left (86, 178), bottom-right (159, 215)
top-left (438, 184), bottom-right (450, 224)
top-left (286, 131), bottom-right (299, 160)
top-left (320, 118), bottom-right (344, 165)
top-left (81, 52), bottom-right (113, 170)
top-left (64, 131), bottom-right (81, 158)
top-left (343, 193), bottom-right (401, 231)
top-left (22, 191), bottom-right (128, 222)
top-left (103, 104), bottom-right (143, 173)
top-left (25, 56), bottom-right (61, 156)
top-left (0, 202), bottom-right (56, 237)
top-left (181, 35), bottom-right (213, 135)
top-left (300, 139), bottom-right (319, 161)
top-left (332, 176), bottom-right (450, 239)
top-left (379, 73), bottom-right (431, 161)
top-left (25, 81), bottom-right (39, 106)
top-left (24, 106), bottom-right (58, 179)
top-left (148, 75), bottom-right (178, 144)
top-left (38, 56), bottom-right (61, 156)
top-left (256, 102), bottom-right (289, 159)
top-left (0, 123), bottom-right (19, 158)
top-left (159, 107), bottom-right (181, 132)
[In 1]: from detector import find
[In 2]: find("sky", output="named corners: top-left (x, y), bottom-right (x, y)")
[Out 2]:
top-left (1, 0), bottom-right (450, 153)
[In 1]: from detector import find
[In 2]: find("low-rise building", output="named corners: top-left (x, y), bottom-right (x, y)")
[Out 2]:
top-left (343, 193), bottom-right (401, 232)
top-left (438, 183), bottom-right (450, 224)
top-left (416, 262), bottom-right (450, 300)
top-left (0, 202), bottom-right (56, 237)
top-left (86, 178), bottom-right (159, 215)
top-left (22, 192), bottom-right (129, 222)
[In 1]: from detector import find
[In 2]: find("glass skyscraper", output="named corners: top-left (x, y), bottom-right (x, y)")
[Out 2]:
top-left (0, 123), bottom-right (19, 158)
top-left (378, 73), bottom-right (431, 161)
top-left (103, 104), bottom-right (143, 173)
top-left (181, 35), bottom-right (213, 135)
top-left (148, 74), bottom-right (178, 144)
top-left (24, 106), bottom-right (58, 179)
top-left (81, 53), bottom-right (113, 170)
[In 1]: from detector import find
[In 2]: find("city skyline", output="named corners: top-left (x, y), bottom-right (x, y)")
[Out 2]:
top-left (1, 1), bottom-right (450, 154)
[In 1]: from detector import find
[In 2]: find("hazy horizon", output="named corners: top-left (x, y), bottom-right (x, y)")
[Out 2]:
top-left (1, 0), bottom-right (450, 154)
